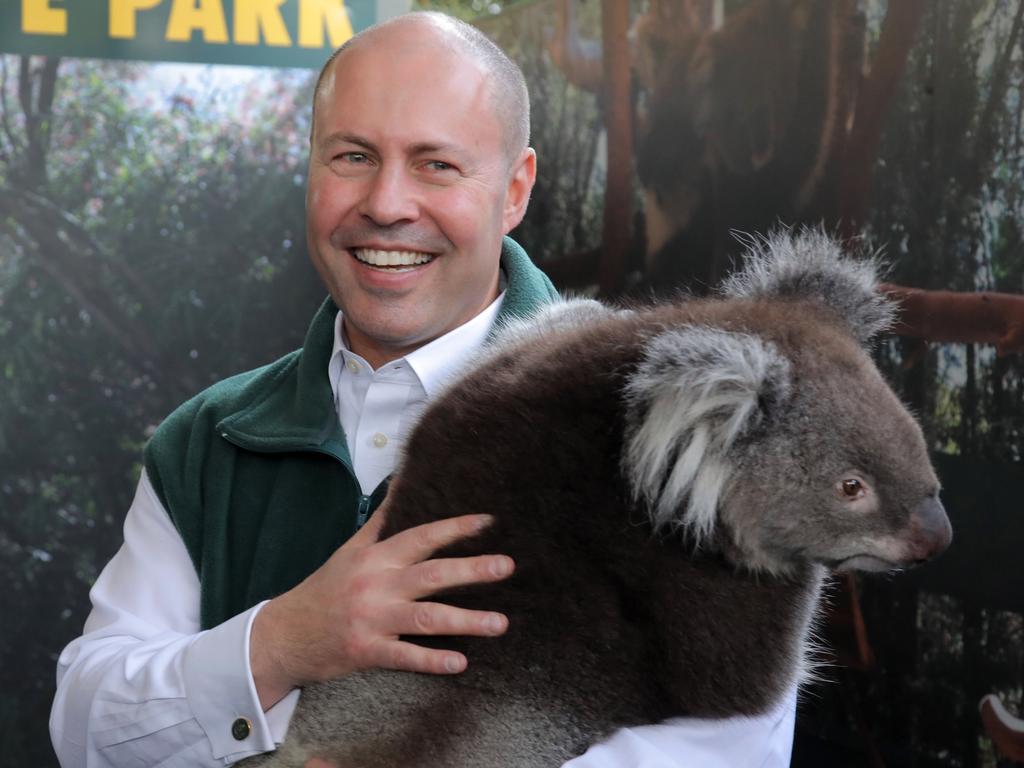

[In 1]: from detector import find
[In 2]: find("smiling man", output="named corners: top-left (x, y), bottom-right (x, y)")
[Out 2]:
top-left (50, 12), bottom-right (795, 767)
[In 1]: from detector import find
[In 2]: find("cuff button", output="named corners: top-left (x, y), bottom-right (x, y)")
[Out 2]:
top-left (231, 717), bottom-right (252, 741)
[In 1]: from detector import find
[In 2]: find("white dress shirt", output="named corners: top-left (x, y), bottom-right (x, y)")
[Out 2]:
top-left (50, 294), bottom-right (797, 767)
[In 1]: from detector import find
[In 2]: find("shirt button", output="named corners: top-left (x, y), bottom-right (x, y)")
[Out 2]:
top-left (231, 717), bottom-right (252, 741)
top-left (372, 432), bottom-right (388, 448)
top-left (347, 359), bottom-right (361, 373)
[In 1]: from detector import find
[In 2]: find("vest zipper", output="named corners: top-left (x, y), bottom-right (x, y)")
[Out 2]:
top-left (356, 494), bottom-right (372, 528)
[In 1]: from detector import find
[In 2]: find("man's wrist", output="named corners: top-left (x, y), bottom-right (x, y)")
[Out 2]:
top-left (250, 597), bottom-right (302, 711)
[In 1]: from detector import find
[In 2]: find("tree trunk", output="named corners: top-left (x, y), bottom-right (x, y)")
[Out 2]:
top-left (598, 0), bottom-right (633, 296)
top-left (837, 0), bottom-right (927, 235)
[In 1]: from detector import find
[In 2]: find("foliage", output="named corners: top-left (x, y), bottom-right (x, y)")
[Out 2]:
top-left (0, 55), bottom-right (322, 765)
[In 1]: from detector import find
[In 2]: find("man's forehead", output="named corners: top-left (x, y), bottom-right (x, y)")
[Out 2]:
top-left (318, 16), bottom-right (489, 96)
top-left (314, 47), bottom-right (494, 137)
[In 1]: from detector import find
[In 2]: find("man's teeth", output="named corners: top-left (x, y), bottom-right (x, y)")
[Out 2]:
top-left (354, 249), bottom-right (434, 267)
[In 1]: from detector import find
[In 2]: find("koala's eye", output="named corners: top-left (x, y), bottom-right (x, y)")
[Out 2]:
top-left (840, 479), bottom-right (864, 498)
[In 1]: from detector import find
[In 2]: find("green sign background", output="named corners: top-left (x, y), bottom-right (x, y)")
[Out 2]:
top-left (0, 0), bottom-right (404, 69)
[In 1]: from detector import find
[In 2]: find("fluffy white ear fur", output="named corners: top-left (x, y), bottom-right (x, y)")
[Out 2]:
top-left (623, 326), bottom-right (791, 543)
top-left (493, 297), bottom-right (625, 349)
top-left (721, 228), bottom-right (896, 345)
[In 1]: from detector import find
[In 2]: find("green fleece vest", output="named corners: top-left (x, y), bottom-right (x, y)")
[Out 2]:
top-left (144, 238), bottom-right (559, 630)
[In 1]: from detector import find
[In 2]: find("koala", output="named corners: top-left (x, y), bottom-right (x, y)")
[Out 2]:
top-left (240, 229), bottom-right (951, 768)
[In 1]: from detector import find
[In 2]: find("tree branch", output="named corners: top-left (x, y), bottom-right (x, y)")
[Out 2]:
top-left (0, 57), bottom-right (18, 171)
top-left (34, 57), bottom-right (60, 175)
top-left (838, 0), bottom-right (928, 234)
top-left (882, 282), bottom-right (1024, 356)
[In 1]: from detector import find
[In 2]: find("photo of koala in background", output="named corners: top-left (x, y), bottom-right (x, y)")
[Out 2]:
top-left (241, 230), bottom-right (953, 768)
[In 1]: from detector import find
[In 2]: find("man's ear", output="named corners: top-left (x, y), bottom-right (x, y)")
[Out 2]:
top-left (502, 147), bottom-right (537, 234)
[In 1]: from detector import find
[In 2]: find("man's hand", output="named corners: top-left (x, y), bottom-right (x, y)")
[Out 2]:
top-left (250, 506), bottom-right (514, 709)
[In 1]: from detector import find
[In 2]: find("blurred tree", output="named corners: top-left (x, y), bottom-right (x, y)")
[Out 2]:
top-left (0, 55), bottom-right (322, 765)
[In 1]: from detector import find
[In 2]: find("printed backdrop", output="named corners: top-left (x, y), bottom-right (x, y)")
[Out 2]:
top-left (2, 1), bottom-right (1023, 765)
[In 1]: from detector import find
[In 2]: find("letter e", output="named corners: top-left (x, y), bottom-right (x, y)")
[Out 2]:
top-left (22, 0), bottom-right (67, 36)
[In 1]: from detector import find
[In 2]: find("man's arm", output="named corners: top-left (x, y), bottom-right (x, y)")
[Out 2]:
top-left (50, 471), bottom-right (289, 766)
top-left (51, 472), bottom-right (516, 766)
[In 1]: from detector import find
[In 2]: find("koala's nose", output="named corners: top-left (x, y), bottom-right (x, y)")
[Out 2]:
top-left (908, 496), bottom-right (952, 563)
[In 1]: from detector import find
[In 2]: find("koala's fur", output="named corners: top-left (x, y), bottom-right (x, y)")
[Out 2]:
top-left (241, 230), bottom-right (951, 768)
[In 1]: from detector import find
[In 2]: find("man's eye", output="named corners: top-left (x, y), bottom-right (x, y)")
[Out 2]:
top-left (340, 152), bottom-right (369, 164)
top-left (426, 160), bottom-right (454, 172)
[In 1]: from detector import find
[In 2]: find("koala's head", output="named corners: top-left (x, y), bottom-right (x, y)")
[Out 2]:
top-left (622, 229), bottom-right (952, 576)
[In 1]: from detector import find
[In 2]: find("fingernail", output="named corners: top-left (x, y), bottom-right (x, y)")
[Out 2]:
top-left (490, 557), bottom-right (511, 577)
top-left (445, 655), bottom-right (463, 673)
top-left (484, 614), bottom-right (505, 634)
top-left (475, 514), bottom-right (494, 531)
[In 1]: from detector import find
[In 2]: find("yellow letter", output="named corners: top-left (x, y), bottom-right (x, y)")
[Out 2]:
top-left (235, 0), bottom-right (291, 46)
top-left (166, 0), bottom-right (228, 43)
top-left (299, 0), bottom-right (352, 49)
top-left (109, 0), bottom-right (162, 39)
top-left (22, 0), bottom-right (67, 36)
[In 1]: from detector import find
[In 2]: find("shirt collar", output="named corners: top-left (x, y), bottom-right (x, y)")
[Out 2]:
top-left (329, 290), bottom-right (506, 399)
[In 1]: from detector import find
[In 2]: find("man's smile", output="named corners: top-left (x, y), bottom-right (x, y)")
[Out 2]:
top-left (352, 248), bottom-right (437, 272)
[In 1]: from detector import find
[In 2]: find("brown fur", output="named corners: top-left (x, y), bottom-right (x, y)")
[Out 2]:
top-left (240, 287), bottom-right (949, 767)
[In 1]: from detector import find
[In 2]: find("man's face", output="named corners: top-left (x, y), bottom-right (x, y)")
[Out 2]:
top-left (306, 29), bottom-right (535, 368)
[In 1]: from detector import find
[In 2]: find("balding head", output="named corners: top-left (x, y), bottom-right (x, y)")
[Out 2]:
top-left (311, 12), bottom-right (530, 167)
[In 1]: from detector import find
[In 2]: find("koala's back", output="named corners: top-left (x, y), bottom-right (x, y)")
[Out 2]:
top-left (330, 310), bottom-right (818, 759)
top-left (238, 307), bottom-right (824, 768)
top-left (239, 231), bottom-right (953, 767)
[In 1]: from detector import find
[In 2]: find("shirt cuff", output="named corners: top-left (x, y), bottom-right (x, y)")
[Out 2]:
top-left (183, 601), bottom-right (295, 760)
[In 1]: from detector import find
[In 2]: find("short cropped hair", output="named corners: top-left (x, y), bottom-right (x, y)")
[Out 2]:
top-left (310, 12), bottom-right (530, 165)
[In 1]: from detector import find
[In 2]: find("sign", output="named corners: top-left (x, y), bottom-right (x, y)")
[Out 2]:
top-left (0, 0), bottom-right (410, 69)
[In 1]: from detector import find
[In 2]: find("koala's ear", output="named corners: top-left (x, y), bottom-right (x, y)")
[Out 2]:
top-left (623, 326), bottom-right (791, 543)
top-left (720, 228), bottom-right (897, 345)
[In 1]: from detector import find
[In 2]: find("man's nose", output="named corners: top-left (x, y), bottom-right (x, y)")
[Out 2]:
top-left (358, 165), bottom-right (419, 226)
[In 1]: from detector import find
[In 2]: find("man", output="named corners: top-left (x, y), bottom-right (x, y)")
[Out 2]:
top-left (51, 12), bottom-right (796, 767)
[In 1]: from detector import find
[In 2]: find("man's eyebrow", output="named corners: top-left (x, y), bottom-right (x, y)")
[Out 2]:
top-left (317, 133), bottom-right (465, 159)
top-left (408, 142), bottom-right (463, 157)
top-left (319, 132), bottom-right (378, 151)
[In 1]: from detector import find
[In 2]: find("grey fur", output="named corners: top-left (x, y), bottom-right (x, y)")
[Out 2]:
top-left (720, 228), bottom-right (896, 345)
top-left (492, 296), bottom-right (625, 347)
top-left (239, 231), bottom-right (950, 768)
top-left (623, 326), bottom-right (791, 543)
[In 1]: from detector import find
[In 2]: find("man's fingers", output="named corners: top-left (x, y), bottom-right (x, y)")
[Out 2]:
top-left (401, 554), bottom-right (515, 598)
top-left (379, 513), bottom-right (495, 564)
top-left (370, 639), bottom-right (469, 675)
top-left (390, 601), bottom-right (509, 638)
